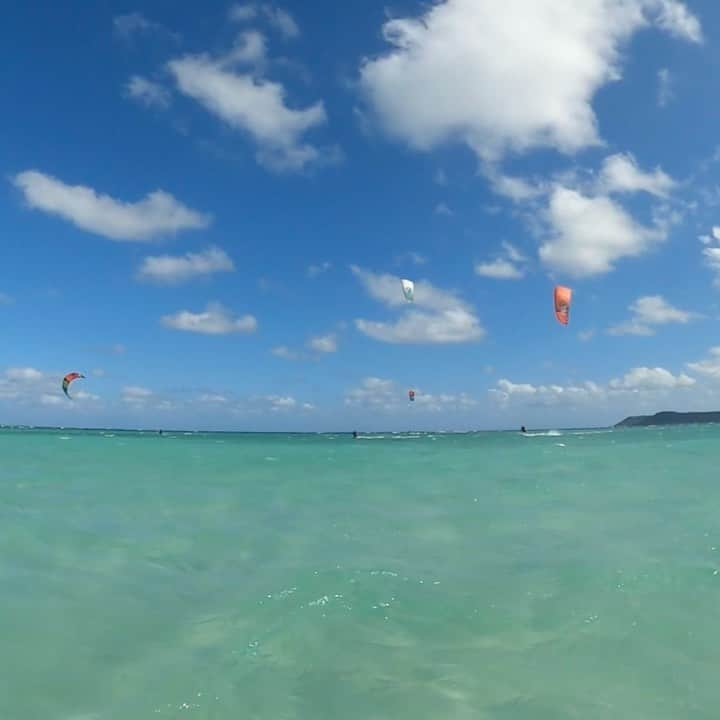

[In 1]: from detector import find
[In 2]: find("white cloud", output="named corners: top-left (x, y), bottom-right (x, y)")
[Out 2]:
top-left (485, 169), bottom-right (546, 201)
top-left (271, 345), bottom-right (299, 360)
top-left (125, 76), bottom-right (171, 109)
top-left (608, 295), bottom-right (698, 335)
top-left (475, 259), bottom-right (523, 280)
top-left (229, 4), bottom-right (258, 21)
top-left (475, 240), bottom-right (528, 279)
top-left (434, 202), bottom-right (453, 217)
top-left (345, 377), bottom-right (476, 412)
top-left (225, 30), bottom-right (268, 66)
top-left (5, 367), bottom-right (44, 382)
top-left (657, 67), bottom-right (673, 107)
top-left (229, 4), bottom-right (300, 38)
top-left (308, 334), bottom-right (337, 353)
top-left (122, 386), bottom-right (154, 405)
top-left (266, 394), bottom-right (297, 411)
top-left (713, 227), bottom-right (720, 241)
top-left (651, 0), bottom-right (702, 41)
top-left (113, 12), bottom-right (154, 38)
top-left (198, 393), bottom-right (230, 404)
top-left (609, 366), bottom-right (695, 390)
top-left (161, 302), bottom-right (257, 335)
top-left (12, 170), bottom-right (210, 241)
top-left (168, 46), bottom-right (328, 171)
top-left (704, 247), bottom-right (720, 287)
top-left (598, 153), bottom-right (675, 197)
top-left (434, 169), bottom-right (448, 186)
top-left (539, 187), bottom-right (664, 277)
top-left (352, 266), bottom-right (484, 344)
top-left (137, 247), bottom-right (234, 284)
top-left (491, 365), bottom-right (694, 407)
top-left (40, 393), bottom-right (64, 406)
top-left (359, 0), bottom-right (700, 162)
top-left (262, 5), bottom-right (300, 39)
top-left (687, 347), bottom-right (720, 379)
top-left (307, 261), bottom-right (332, 278)
top-left (578, 329), bottom-right (596, 342)
top-left (302, 402), bottom-right (315, 411)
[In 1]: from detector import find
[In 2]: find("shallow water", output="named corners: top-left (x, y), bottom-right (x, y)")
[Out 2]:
top-left (1, 425), bottom-right (719, 719)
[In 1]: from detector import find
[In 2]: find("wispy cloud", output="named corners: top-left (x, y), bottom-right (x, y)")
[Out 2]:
top-left (307, 261), bottom-right (332, 278)
top-left (113, 12), bottom-right (179, 42)
top-left (352, 266), bottom-right (484, 344)
top-left (12, 170), bottom-right (210, 241)
top-left (161, 303), bottom-right (257, 335)
top-left (607, 295), bottom-right (698, 336)
top-left (657, 68), bottom-right (673, 107)
top-left (271, 345), bottom-right (300, 360)
top-left (475, 241), bottom-right (528, 280)
top-left (167, 36), bottom-right (332, 172)
top-left (125, 76), bottom-right (171, 109)
top-left (137, 247), bottom-right (234, 284)
top-left (229, 4), bottom-right (300, 38)
top-left (434, 202), bottom-right (453, 217)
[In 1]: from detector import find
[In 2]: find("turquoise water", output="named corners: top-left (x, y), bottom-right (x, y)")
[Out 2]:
top-left (1, 425), bottom-right (719, 719)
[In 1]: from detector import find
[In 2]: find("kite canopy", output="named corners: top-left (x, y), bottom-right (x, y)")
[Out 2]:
top-left (62, 372), bottom-right (85, 399)
top-left (554, 286), bottom-right (572, 326)
top-left (408, 389), bottom-right (416, 402)
top-left (401, 278), bottom-right (414, 302)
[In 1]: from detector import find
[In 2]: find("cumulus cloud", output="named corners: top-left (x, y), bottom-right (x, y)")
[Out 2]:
top-left (12, 170), bottom-right (210, 241)
top-left (266, 394), bottom-right (297, 411)
top-left (0, 367), bottom-right (100, 406)
top-left (608, 295), bottom-right (698, 335)
top-left (352, 266), bottom-right (484, 344)
top-left (359, 0), bottom-right (700, 162)
top-left (307, 334), bottom-right (337, 353)
top-left (161, 302), bottom-right (257, 334)
top-left (598, 153), bottom-right (675, 197)
top-left (168, 40), bottom-right (329, 171)
top-left (125, 76), bottom-right (171, 109)
top-left (476, 241), bottom-right (528, 279)
top-left (608, 366), bottom-right (695, 390)
top-left (491, 365), bottom-right (695, 407)
top-left (539, 187), bottom-right (664, 277)
top-left (687, 347), bottom-right (720, 379)
top-left (137, 247), bottom-right (234, 284)
top-left (345, 377), bottom-right (476, 412)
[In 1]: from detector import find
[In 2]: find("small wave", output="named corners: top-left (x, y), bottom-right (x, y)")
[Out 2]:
top-left (356, 435), bottom-right (385, 440)
top-left (523, 430), bottom-right (562, 437)
top-left (555, 443), bottom-right (566, 447)
top-left (265, 456), bottom-right (278, 462)
top-left (59, 436), bottom-right (71, 441)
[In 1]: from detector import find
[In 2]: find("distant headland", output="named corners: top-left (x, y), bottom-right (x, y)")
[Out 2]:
top-left (615, 411), bottom-right (720, 428)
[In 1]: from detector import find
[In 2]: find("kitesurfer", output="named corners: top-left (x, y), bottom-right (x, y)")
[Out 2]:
top-left (352, 431), bottom-right (358, 439)
top-left (521, 425), bottom-right (527, 433)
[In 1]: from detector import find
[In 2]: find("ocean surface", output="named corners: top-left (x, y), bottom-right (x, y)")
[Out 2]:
top-left (1, 425), bottom-right (719, 719)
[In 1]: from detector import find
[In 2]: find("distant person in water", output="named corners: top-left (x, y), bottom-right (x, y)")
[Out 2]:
top-left (520, 426), bottom-right (526, 433)
top-left (352, 431), bottom-right (358, 439)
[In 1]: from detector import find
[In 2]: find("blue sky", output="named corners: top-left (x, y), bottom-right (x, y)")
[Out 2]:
top-left (3, 0), bottom-right (720, 431)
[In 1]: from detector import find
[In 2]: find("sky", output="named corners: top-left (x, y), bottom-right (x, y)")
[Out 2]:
top-left (3, 0), bottom-right (720, 431)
